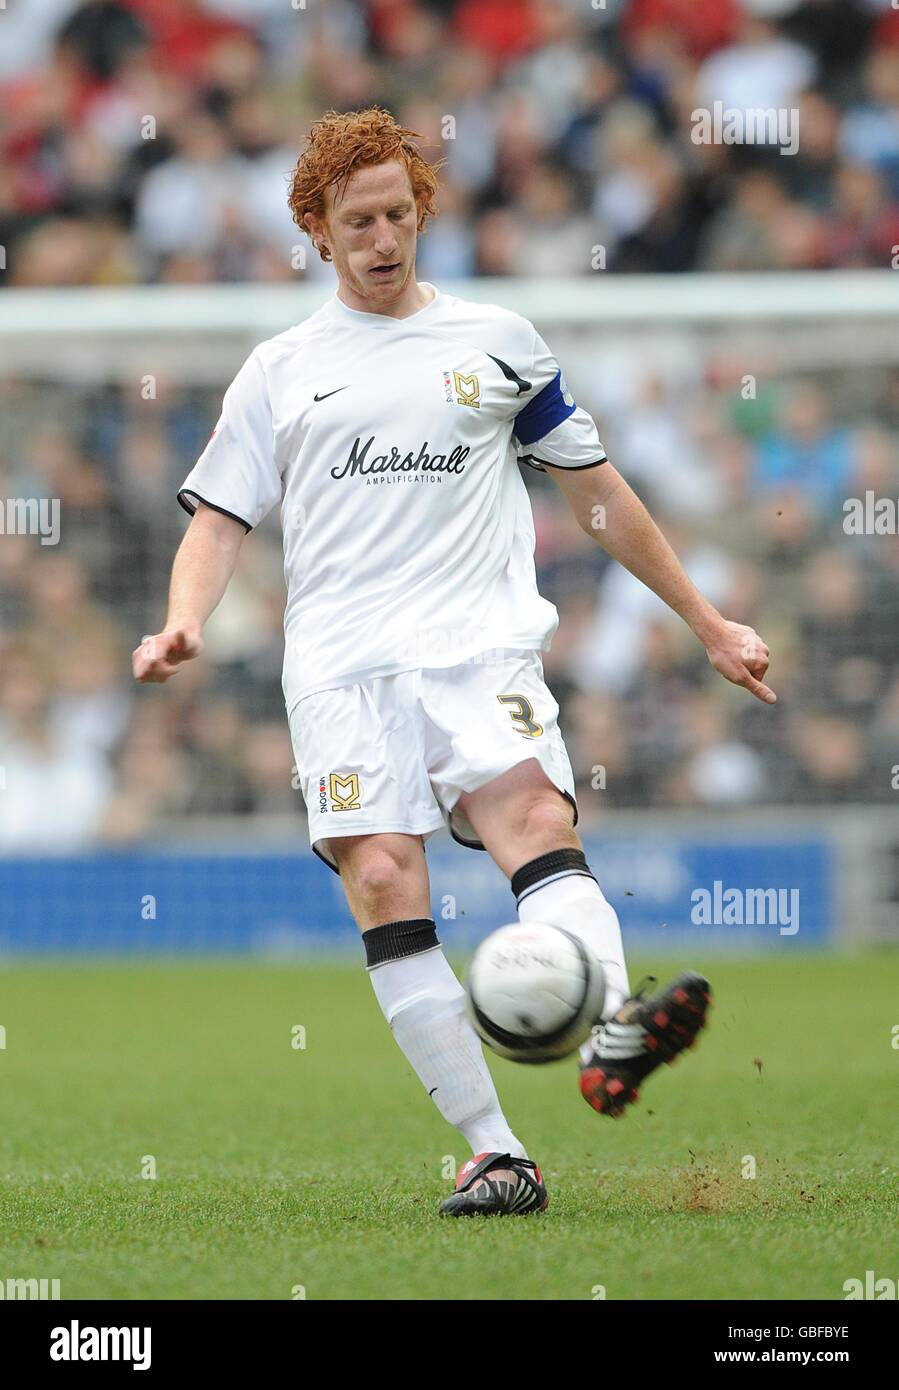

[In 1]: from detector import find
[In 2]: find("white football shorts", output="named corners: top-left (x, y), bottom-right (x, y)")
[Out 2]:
top-left (288, 648), bottom-right (577, 870)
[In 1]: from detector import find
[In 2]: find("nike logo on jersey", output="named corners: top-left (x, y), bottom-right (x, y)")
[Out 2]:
top-left (314, 386), bottom-right (349, 402)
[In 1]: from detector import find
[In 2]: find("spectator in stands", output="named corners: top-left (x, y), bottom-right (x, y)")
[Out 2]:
top-left (0, 645), bottom-right (114, 850)
top-left (826, 162), bottom-right (899, 269)
top-left (753, 384), bottom-right (854, 506)
top-left (839, 46), bottom-right (899, 199)
top-left (1, 0), bottom-right (898, 284)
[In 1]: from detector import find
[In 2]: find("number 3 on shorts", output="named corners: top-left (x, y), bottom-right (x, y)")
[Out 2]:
top-left (497, 692), bottom-right (544, 738)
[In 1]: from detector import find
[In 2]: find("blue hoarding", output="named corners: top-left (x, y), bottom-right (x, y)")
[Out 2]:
top-left (0, 833), bottom-right (834, 953)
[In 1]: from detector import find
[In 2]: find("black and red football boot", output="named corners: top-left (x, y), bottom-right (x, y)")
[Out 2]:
top-left (439, 1152), bottom-right (548, 1217)
top-left (579, 970), bottom-right (712, 1118)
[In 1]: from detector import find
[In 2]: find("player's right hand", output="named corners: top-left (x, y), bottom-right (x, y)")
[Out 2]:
top-left (132, 624), bottom-right (204, 683)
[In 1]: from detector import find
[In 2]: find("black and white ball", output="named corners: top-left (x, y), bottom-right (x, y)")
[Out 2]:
top-left (465, 922), bottom-right (606, 1064)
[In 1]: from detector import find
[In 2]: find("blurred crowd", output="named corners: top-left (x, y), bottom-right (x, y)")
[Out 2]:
top-left (2, 0), bottom-right (899, 284)
top-left (1, 350), bottom-right (897, 851)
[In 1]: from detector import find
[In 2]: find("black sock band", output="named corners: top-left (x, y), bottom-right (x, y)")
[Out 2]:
top-left (511, 848), bottom-right (597, 904)
top-left (363, 918), bottom-right (439, 968)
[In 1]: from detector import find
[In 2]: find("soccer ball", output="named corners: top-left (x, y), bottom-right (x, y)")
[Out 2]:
top-left (465, 922), bottom-right (606, 1064)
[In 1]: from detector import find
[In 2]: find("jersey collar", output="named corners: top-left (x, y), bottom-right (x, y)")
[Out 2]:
top-left (327, 281), bottom-right (440, 328)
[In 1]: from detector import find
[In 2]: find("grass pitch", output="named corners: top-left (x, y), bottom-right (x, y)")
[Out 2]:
top-left (0, 955), bottom-right (896, 1301)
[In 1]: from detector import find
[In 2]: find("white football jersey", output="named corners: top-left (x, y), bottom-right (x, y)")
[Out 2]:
top-left (178, 283), bottom-right (607, 713)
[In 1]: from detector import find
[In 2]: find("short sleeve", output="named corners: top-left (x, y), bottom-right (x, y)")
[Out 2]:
top-left (513, 327), bottom-right (607, 473)
top-left (178, 352), bottom-right (282, 531)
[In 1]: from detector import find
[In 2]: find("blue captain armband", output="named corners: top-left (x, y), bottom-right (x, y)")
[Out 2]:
top-left (513, 370), bottom-right (576, 447)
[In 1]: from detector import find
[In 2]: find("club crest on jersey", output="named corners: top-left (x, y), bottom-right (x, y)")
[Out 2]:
top-left (444, 369), bottom-right (480, 409)
top-left (328, 772), bottom-right (362, 811)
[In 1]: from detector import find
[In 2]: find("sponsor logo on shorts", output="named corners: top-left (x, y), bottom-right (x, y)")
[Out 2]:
top-left (328, 772), bottom-right (362, 812)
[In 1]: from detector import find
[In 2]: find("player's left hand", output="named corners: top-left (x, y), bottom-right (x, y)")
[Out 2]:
top-left (703, 621), bottom-right (776, 704)
top-left (131, 624), bottom-right (204, 683)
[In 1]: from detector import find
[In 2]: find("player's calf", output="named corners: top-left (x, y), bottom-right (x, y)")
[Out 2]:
top-left (512, 847), bottom-right (631, 1019)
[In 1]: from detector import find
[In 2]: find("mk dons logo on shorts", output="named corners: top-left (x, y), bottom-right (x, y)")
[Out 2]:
top-left (444, 368), bottom-right (480, 408)
top-left (328, 772), bottom-right (362, 811)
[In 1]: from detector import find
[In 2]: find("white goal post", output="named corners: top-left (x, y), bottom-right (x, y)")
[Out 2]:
top-left (0, 270), bottom-right (897, 383)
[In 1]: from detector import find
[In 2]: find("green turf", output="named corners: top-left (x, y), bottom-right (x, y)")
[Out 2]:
top-left (0, 955), bottom-right (896, 1300)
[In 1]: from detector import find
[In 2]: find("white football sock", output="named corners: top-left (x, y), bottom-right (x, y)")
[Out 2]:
top-left (516, 867), bottom-right (630, 1025)
top-left (368, 946), bottom-right (527, 1159)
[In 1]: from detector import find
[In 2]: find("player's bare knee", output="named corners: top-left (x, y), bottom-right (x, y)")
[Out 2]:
top-left (342, 841), bottom-right (417, 914)
top-left (515, 792), bottom-right (578, 852)
top-left (355, 851), bottom-right (402, 903)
